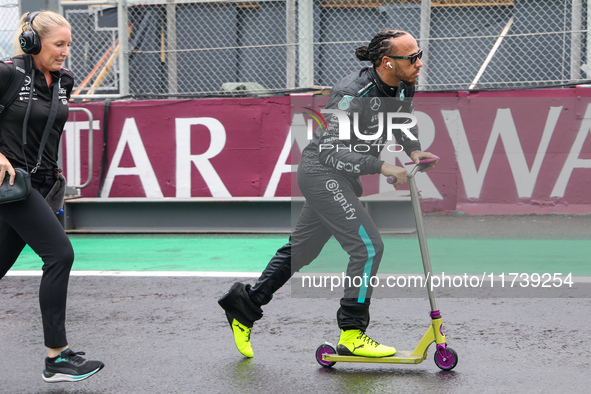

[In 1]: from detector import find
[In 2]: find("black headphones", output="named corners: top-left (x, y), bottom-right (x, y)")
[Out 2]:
top-left (19, 11), bottom-right (42, 55)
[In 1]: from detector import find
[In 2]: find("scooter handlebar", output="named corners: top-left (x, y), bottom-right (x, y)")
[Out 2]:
top-left (405, 157), bottom-right (440, 173)
top-left (386, 157), bottom-right (440, 184)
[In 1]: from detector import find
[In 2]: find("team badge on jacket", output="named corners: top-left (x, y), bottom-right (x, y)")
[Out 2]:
top-left (338, 95), bottom-right (353, 110)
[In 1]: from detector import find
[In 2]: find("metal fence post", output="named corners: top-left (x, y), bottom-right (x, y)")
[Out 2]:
top-left (588, 0), bottom-right (591, 79)
top-left (572, 0), bottom-right (583, 81)
top-left (117, 0), bottom-right (129, 96)
top-left (286, 0), bottom-right (296, 89)
top-left (418, 0), bottom-right (431, 90)
top-left (167, 0), bottom-right (178, 94)
top-left (298, 0), bottom-right (314, 88)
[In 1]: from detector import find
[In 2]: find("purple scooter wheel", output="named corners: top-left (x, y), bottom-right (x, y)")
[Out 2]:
top-left (315, 343), bottom-right (337, 368)
top-left (434, 346), bottom-right (458, 371)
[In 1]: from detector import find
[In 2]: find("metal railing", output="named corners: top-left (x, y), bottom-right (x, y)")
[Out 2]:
top-left (60, 107), bottom-right (94, 196)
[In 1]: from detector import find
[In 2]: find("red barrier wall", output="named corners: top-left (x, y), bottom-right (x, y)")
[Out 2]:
top-left (66, 88), bottom-right (591, 214)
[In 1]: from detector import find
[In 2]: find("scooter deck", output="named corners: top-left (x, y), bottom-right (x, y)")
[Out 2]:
top-left (323, 350), bottom-right (427, 365)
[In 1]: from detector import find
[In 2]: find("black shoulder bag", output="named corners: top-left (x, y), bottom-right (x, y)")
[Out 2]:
top-left (0, 56), bottom-right (61, 204)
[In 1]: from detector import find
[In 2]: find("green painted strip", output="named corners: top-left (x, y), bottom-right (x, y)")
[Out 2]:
top-left (10, 234), bottom-right (591, 276)
top-left (12, 234), bottom-right (284, 272)
top-left (301, 237), bottom-right (591, 276)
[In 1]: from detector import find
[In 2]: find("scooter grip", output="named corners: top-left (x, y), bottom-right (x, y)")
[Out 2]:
top-left (405, 157), bottom-right (440, 172)
top-left (387, 176), bottom-right (397, 184)
top-left (416, 162), bottom-right (432, 172)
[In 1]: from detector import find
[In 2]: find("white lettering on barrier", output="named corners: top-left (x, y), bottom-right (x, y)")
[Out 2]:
top-left (264, 114), bottom-right (308, 197)
top-left (63, 120), bottom-right (100, 187)
top-left (101, 118), bottom-right (163, 197)
top-left (551, 103), bottom-right (591, 197)
top-left (64, 102), bottom-right (589, 202)
top-left (176, 117), bottom-right (231, 198)
top-left (265, 128), bottom-right (292, 197)
top-left (444, 106), bottom-right (562, 199)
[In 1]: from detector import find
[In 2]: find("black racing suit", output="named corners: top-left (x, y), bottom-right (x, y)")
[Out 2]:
top-left (0, 55), bottom-right (75, 348)
top-left (219, 66), bottom-right (421, 331)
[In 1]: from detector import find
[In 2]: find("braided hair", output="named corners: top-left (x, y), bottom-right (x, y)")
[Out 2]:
top-left (355, 29), bottom-right (408, 67)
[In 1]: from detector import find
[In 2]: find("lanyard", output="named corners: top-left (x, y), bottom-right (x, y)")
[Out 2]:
top-left (21, 58), bottom-right (61, 173)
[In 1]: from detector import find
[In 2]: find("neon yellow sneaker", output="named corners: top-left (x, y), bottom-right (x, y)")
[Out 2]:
top-left (230, 318), bottom-right (254, 358)
top-left (336, 329), bottom-right (396, 357)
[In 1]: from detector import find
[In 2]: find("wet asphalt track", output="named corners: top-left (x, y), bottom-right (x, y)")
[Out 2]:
top-left (1, 274), bottom-right (590, 393)
top-left (2, 214), bottom-right (591, 393)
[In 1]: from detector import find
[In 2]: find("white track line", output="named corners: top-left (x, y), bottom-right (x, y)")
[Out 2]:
top-left (5, 271), bottom-right (591, 283)
top-left (6, 270), bottom-right (260, 277)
